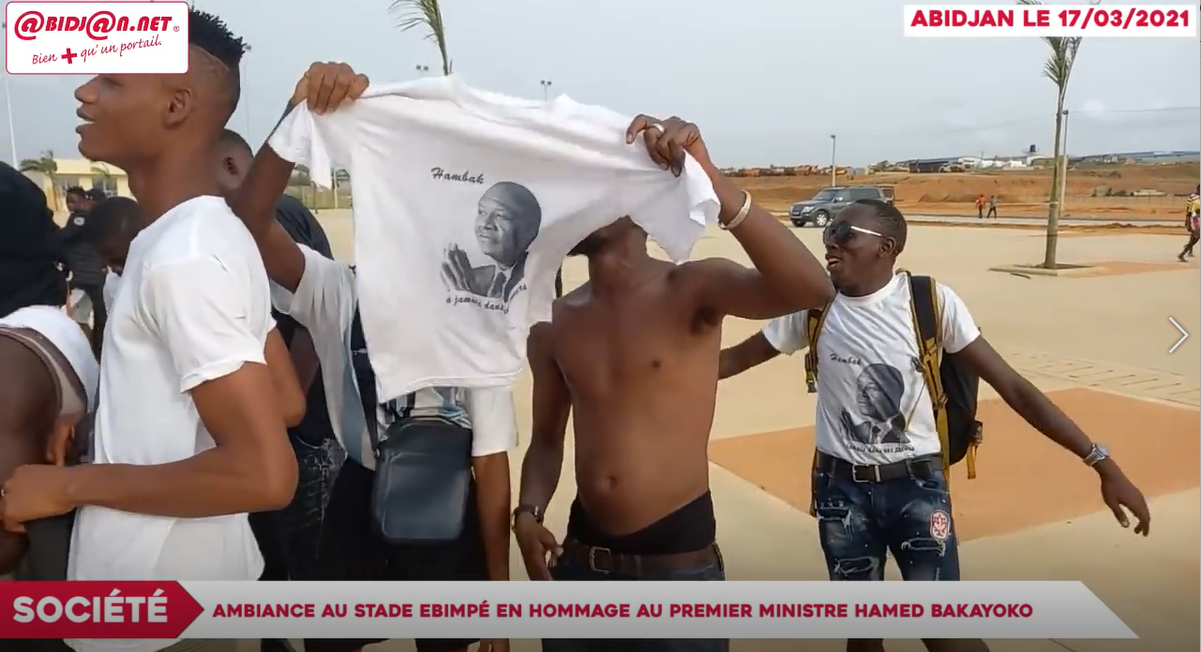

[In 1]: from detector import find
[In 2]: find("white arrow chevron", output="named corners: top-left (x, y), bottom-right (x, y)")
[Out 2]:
top-left (1169, 317), bottom-right (1189, 354)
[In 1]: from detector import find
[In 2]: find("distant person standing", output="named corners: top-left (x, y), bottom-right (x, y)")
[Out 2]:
top-left (0, 163), bottom-right (66, 318)
top-left (974, 194), bottom-right (985, 219)
top-left (986, 195), bottom-right (998, 219)
top-left (1178, 185), bottom-right (1199, 263)
top-left (57, 187), bottom-right (108, 355)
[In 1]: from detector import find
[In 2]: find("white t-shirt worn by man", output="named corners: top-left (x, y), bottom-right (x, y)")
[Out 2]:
top-left (67, 196), bottom-right (274, 652)
top-left (271, 245), bottom-right (517, 470)
top-left (762, 274), bottom-right (981, 466)
top-left (102, 269), bottom-right (120, 313)
top-left (268, 75), bottom-right (720, 401)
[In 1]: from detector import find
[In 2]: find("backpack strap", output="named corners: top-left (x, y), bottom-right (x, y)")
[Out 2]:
top-left (803, 304), bottom-right (830, 518)
top-left (350, 308), bottom-right (380, 450)
top-left (802, 305), bottom-right (830, 394)
top-left (902, 272), bottom-right (955, 484)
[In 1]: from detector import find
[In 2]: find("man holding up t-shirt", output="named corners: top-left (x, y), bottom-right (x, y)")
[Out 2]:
top-left (227, 63), bottom-right (514, 652)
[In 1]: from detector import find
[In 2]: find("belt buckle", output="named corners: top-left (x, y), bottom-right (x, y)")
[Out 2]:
top-left (588, 547), bottom-right (612, 574)
top-left (852, 464), bottom-right (881, 483)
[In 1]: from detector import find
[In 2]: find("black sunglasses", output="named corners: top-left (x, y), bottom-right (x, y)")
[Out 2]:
top-left (823, 221), bottom-right (885, 246)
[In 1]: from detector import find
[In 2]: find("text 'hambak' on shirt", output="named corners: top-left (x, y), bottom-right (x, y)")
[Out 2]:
top-left (762, 274), bottom-right (980, 466)
top-left (266, 76), bottom-right (719, 398)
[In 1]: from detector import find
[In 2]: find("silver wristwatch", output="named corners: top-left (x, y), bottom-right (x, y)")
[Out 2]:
top-left (1083, 443), bottom-right (1110, 467)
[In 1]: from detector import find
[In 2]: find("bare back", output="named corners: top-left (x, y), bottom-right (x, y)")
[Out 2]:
top-left (0, 336), bottom-right (58, 572)
top-left (547, 259), bottom-right (721, 536)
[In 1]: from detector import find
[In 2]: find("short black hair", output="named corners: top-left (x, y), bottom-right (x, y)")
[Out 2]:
top-left (84, 196), bottom-right (141, 246)
top-left (188, 8), bottom-right (247, 125)
top-left (854, 198), bottom-right (907, 254)
top-left (65, 186), bottom-right (87, 199)
top-left (218, 129), bottom-right (252, 157)
top-left (189, 8), bottom-right (246, 72)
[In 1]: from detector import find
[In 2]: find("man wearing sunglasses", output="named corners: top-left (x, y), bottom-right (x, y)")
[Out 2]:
top-left (718, 199), bottom-right (1150, 652)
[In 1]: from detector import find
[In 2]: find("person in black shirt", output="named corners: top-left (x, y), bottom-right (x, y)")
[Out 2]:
top-left (58, 187), bottom-right (108, 355)
top-left (0, 163), bottom-right (66, 317)
top-left (217, 129), bottom-right (343, 650)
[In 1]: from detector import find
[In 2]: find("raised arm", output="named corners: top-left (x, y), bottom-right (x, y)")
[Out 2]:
top-left (627, 115), bottom-right (834, 319)
top-left (226, 62), bottom-right (369, 291)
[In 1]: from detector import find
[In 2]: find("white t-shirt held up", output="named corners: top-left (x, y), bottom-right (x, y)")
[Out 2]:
top-left (763, 274), bottom-right (981, 466)
top-left (268, 75), bottom-right (719, 401)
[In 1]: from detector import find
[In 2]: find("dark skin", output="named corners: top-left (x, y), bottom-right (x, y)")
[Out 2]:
top-left (514, 116), bottom-right (835, 581)
top-left (719, 203), bottom-right (1151, 652)
top-left (0, 330), bottom-right (89, 571)
top-left (217, 140), bottom-right (321, 394)
top-left (224, 62), bottom-right (507, 652)
top-left (0, 46), bottom-right (297, 531)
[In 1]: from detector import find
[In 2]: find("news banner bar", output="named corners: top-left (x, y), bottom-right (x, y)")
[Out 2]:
top-left (904, 4), bottom-right (1197, 37)
top-left (1, 581), bottom-right (1135, 640)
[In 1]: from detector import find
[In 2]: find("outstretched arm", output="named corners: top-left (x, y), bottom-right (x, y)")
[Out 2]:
top-left (719, 332), bottom-right (782, 380)
top-left (627, 116), bottom-right (834, 319)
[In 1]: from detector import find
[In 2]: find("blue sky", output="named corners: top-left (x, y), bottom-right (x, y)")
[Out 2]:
top-left (3, 0), bottom-right (1198, 167)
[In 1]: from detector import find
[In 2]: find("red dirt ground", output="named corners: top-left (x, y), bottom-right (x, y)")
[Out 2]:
top-left (738, 162), bottom-right (1199, 218)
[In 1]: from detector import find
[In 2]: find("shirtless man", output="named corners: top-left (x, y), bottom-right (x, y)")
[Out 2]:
top-left (514, 116), bottom-right (835, 652)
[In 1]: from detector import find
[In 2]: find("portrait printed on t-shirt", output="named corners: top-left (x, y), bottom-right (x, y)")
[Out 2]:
top-left (442, 181), bottom-right (542, 309)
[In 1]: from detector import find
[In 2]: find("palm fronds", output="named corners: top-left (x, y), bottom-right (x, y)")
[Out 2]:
top-left (389, 0), bottom-right (452, 75)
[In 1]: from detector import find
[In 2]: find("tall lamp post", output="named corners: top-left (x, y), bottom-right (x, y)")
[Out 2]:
top-left (540, 79), bottom-right (553, 101)
top-left (2, 22), bottom-right (16, 166)
top-left (242, 45), bottom-right (252, 137)
top-left (829, 134), bottom-right (837, 188)
top-left (415, 64), bottom-right (429, 76)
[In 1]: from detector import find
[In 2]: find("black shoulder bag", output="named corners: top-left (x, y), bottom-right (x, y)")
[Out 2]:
top-left (349, 310), bottom-right (474, 545)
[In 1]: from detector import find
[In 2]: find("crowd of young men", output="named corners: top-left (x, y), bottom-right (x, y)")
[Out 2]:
top-left (0, 7), bottom-right (1156, 652)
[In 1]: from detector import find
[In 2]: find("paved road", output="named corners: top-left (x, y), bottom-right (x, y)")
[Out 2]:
top-left (774, 212), bottom-right (1179, 228)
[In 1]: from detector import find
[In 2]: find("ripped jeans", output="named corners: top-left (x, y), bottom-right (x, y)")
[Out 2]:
top-left (812, 456), bottom-right (960, 582)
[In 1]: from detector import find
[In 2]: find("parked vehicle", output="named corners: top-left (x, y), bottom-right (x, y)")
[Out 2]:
top-left (789, 185), bottom-right (895, 227)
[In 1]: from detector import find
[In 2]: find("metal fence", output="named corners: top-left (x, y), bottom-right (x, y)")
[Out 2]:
top-left (284, 186), bottom-right (354, 211)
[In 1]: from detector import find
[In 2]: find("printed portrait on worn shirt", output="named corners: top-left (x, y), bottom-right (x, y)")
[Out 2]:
top-left (442, 181), bottom-right (542, 305)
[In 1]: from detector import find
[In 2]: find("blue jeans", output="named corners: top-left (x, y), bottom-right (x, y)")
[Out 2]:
top-left (541, 547), bottom-right (728, 652)
top-left (813, 458), bottom-right (961, 581)
top-left (279, 433), bottom-right (346, 580)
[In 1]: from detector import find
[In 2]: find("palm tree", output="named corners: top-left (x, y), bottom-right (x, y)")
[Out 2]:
top-left (390, 0), bottom-right (452, 75)
top-left (1018, 0), bottom-right (1096, 268)
top-left (19, 149), bottom-right (60, 209)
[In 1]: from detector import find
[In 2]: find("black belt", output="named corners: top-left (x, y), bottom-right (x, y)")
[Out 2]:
top-left (560, 539), bottom-right (721, 578)
top-left (816, 451), bottom-right (942, 484)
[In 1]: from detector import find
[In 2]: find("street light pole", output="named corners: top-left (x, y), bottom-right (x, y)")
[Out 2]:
top-left (3, 72), bottom-right (16, 167)
top-left (829, 134), bottom-right (837, 188)
top-left (242, 45), bottom-right (252, 137)
top-left (2, 23), bottom-right (16, 166)
top-left (540, 79), bottom-right (553, 101)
